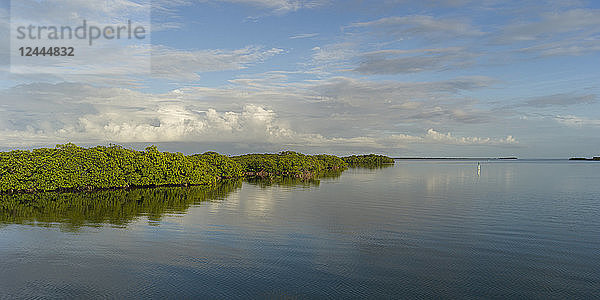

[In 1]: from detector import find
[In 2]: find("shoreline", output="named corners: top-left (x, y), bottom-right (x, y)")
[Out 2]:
top-left (0, 172), bottom-right (330, 196)
top-left (0, 144), bottom-right (392, 195)
top-left (393, 157), bottom-right (518, 160)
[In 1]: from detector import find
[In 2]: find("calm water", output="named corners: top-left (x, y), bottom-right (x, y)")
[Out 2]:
top-left (1, 160), bottom-right (599, 298)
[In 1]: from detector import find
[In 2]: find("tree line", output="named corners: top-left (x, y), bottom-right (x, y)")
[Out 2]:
top-left (0, 144), bottom-right (393, 193)
top-left (342, 154), bottom-right (395, 166)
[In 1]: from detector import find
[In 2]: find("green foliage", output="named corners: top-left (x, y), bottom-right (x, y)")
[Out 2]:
top-left (342, 154), bottom-right (395, 167)
top-left (0, 144), bottom-right (241, 193)
top-left (232, 151), bottom-right (347, 177)
top-left (0, 144), bottom-right (349, 193)
top-left (245, 169), bottom-right (343, 188)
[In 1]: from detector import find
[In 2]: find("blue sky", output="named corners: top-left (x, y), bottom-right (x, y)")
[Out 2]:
top-left (1, 0), bottom-right (599, 157)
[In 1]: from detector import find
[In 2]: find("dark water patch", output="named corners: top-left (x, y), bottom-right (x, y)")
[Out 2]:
top-left (0, 180), bottom-right (241, 230)
top-left (1, 160), bottom-right (599, 298)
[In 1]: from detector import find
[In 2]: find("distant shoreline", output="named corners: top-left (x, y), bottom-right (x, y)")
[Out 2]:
top-left (569, 157), bottom-right (600, 161)
top-left (393, 157), bottom-right (518, 160)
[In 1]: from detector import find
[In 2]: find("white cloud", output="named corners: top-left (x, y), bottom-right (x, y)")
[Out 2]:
top-left (73, 104), bottom-right (295, 143)
top-left (349, 15), bottom-right (484, 40)
top-left (309, 42), bottom-right (358, 72)
top-left (285, 128), bottom-right (518, 149)
top-left (424, 129), bottom-right (517, 145)
top-left (495, 8), bottom-right (600, 57)
top-left (307, 15), bottom-right (484, 74)
top-left (555, 115), bottom-right (600, 127)
top-left (151, 46), bottom-right (285, 80)
top-left (354, 47), bottom-right (477, 74)
top-left (0, 82), bottom-right (518, 151)
top-left (289, 33), bottom-right (319, 39)
top-left (523, 94), bottom-right (596, 108)
top-left (497, 9), bottom-right (600, 43)
top-left (11, 0), bottom-right (150, 24)
top-left (516, 37), bottom-right (600, 57)
top-left (0, 83), bottom-right (295, 145)
top-left (220, 0), bottom-right (329, 13)
top-left (308, 76), bottom-right (496, 106)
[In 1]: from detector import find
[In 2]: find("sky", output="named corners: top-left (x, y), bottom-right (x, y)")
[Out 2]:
top-left (0, 0), bottom-right (599, 158)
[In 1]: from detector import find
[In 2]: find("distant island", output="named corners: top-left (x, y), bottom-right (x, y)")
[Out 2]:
top-left (393, 157), bottom-right (518, 160)
top-left (569, 157), bottom-right (600, 161)
top-left (0, 144), bottom-right (394, 194)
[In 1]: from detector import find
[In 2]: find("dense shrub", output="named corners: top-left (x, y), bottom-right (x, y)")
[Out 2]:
top-left (342, 154), bottom-right (395, 166)
top-left (232, 151), bottom-right (347, 176)
top-left (0, 144), bottom-right (240, 193)
top-left (0, 144), bottom-right (391, 193)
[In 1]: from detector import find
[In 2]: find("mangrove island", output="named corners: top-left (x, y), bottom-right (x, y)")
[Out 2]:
top-left (0, 144), bottom-right (394, 194)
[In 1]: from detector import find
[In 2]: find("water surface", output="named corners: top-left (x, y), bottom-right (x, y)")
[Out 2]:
top-left (1, 160), bottom-right (599, 298)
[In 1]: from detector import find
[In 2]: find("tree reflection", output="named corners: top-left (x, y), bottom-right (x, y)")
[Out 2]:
top-left (244, 170), bottom-right (343, 188)
top-left (0, 180), bottom-right (242, 230)
top-left (0, 172), bottom-right (345, 230)
top-left (347, 163), bottom-right (395, 170)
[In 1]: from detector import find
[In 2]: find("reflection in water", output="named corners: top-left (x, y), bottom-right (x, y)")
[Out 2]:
top-left (227, 171), bottom-right (343, 218)
top-left (245, 170), bottom-right (343, 188)
top-left (1, 161), bottom-right (599, 298)
top-left (245, 176), bottom-right (321, 189)
top-left (0, 180), bottom-right (242, 230)
top-left (347, 164), bottom-right (395, 170)
top-left (0, 172), bottom-right (342, 230)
